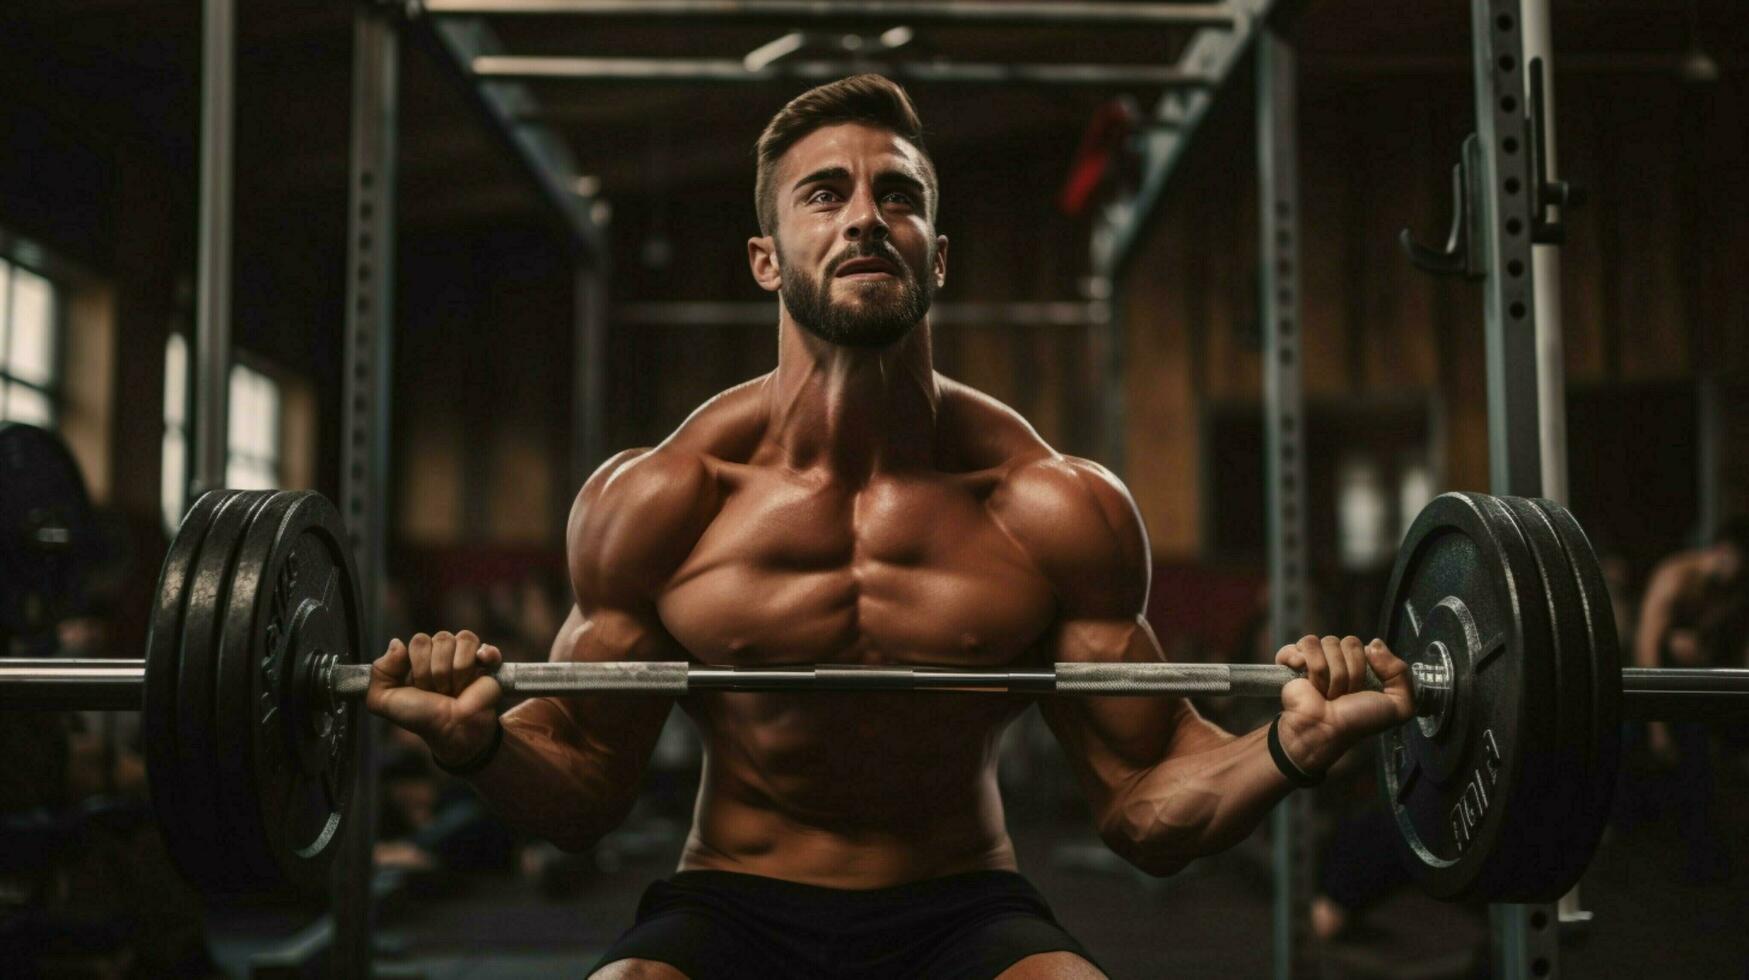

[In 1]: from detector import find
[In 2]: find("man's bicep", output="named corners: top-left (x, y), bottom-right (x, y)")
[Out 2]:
top-left (1039, 614), bottom-right (1188, 791)
top-left (523, 602), bottom-right (679, 773)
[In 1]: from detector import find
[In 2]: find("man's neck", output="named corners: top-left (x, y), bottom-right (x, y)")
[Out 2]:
top-left (763, 311), bottom-right (939, 481)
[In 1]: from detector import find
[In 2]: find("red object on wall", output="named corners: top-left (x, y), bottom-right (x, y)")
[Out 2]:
top-left (1058, 98), bottom-right (1140, 217)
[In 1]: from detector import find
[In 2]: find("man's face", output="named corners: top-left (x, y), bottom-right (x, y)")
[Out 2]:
top-left (750, 123), bottom-right (948, 348)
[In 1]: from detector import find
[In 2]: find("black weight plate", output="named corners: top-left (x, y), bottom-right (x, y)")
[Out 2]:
top-left (0, 422), bottom-right (95, 636)
top-left (1376, 492), bottom-right (1561, 902)
top-left (1496, 495), bottom-right (1595, 895)
top-left (143, 489), bottom-right (227, 877)
top-left (245, 492), bottom-right (362, 898)
top-left (170, 489), bottom-right (278, 896)
top-left (1532, 497), bottom-right (1621, 884)
top-left (1466, 494), bottom-right (1567, 901)
top-left (212, 490), bottom-right (302, 897)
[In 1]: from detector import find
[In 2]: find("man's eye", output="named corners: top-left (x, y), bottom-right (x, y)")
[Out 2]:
top-left (883, 191), bottom-right (915, 206)
top-left (807, 189), bottom-right (839, 204)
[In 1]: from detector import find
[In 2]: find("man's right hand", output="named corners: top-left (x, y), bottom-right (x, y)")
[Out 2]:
top-left (366, 630), bottom-right (504, 768)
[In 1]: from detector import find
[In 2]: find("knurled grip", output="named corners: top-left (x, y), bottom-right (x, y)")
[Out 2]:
top-left (497, 661), bottom-right (691, 694)
top-left (1052, 662), bottom-right (1275, 694)
top-left (329, 660), bottom-right (692, 698)
top-left (1052, 662), bottom-right (1385, 696)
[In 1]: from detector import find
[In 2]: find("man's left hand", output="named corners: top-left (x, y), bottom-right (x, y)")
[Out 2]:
top-left (1272, 635), bottom-right (1415, 776)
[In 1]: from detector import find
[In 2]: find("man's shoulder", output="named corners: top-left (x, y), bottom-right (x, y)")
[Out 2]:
top-left (990, 452), bottom-right (1141, 553)
top-left (567, 446), bottom-right (717, 602)
top-left (934, 375), bottom-right (1133, 517)
top-left (941, 380), bottom-right (1147, 612)
top-left (578, 376), bottom-right (770, 515)
top-left (939, 377), bottom-right (1042, 457)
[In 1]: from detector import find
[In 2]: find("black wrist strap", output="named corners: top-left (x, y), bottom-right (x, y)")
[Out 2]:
top-left (434, 719), bottom-right (504, 777)
top-left (1268, 714), bottom-right (1324, 788)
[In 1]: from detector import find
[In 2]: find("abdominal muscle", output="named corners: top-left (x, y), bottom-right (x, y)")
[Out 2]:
top-left (673, 692), bottom-right (1028, 889)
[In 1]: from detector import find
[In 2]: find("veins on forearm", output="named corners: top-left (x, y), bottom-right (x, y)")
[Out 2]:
top-left (1102, 724), bottom-right (1285, 874)
top-left (470, 700), bottom-right (639, 850)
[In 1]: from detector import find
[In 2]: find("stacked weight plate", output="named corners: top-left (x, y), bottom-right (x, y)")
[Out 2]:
top-left (144, 489), bottom-right (364, 900)
top-left (1495, 496), bottom-right (1621, 899)
top-left (1376, 492), bottom-right (1621, 903)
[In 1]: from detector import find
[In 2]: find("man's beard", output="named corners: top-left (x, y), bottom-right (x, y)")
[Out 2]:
top-left (781, 240), bottom-right (936, 349)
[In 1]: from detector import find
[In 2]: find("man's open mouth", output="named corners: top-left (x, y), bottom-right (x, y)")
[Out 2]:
top-left (834, 258), bottom-right (899, 278)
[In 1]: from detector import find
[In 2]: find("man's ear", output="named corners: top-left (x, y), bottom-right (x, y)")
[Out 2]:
top-left (932, 234), bottom-right (949, 289)
top-left (748, 235), bottom-right (781, 293)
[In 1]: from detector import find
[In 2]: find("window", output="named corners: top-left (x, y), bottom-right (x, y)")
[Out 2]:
top-left (162, 334), bottom-right (191, 530)
top-left (1337, 456), bottom-right (1391, 570)
top-left (226, 363), bottom-right (281, 490)
top-left (1398, 457), bottom-right (1436, 541)
top-left (161, 337), bottom-right (284, 530)
top-left (0, 258), bottom-right (60, 425)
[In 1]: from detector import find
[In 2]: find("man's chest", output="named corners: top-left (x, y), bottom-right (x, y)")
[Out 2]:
top-left (656, 472), bottom-right (1057, 667)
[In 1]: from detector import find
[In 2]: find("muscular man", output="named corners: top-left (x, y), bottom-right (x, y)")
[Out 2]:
top-left (1633, 518), bottom-right (1749, 881)
top-left (366, 75), bottom-right (1414, 979)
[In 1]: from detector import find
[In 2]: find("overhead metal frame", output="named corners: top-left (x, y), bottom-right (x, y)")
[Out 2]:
top-left (422, 0), bottom-right (1258, 250)
top-left (418, 0), bottom-right (1262, 478)
top-left (423, 0), bottom-right (1240, 29)
top-left (471, 56), bottom-right (1219, 87)
top-left (1099, 0), bottom-right (1273, 280)
top-left (407, 13), bottom-right (607, 254)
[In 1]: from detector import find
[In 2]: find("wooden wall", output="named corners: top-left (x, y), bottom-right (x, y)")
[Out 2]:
top-left (1117, 60), bottom-right (1749, 568)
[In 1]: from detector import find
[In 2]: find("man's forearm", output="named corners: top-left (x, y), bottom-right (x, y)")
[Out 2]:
top-left (455, 699), bottom-right (640, 852)
top-left (1099, 719), bottom-right (1307, 876)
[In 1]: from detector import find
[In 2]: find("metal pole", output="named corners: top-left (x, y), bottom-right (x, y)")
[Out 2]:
top-left (1091, 281), bottom-right (1125, 478)
top-left (1480, 0), bottom-right (1557, 974)
top-left (335, 8), bottom-right (398, 977)
top-left (470, 56), bottom-right (1218, 88)
top-left (1526, 0), bottom-right (1567, 505)
top-left (573, 260), bottom-right (609, 489)
top-left (1258, 26), bottom-right (1312, 980)
top-left (1474, 0), bottom-right (1543, 500)
top-left (423, 0), bottom-right (1240, 29)
top-left (192, 0), bottom-right (235, 496)
top-left (1696, 375), bottom-right (1719, 542)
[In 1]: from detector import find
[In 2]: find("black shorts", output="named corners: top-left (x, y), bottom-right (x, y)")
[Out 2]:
top-left (589, 869), bottom-right (1103, 979)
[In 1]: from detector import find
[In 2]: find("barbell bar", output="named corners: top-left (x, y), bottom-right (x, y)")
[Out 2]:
top-left (4, 656), bottom-right (1745, 720)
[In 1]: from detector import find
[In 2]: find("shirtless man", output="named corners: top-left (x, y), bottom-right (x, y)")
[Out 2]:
top-left (366, 75), bottom-right (1415, 979)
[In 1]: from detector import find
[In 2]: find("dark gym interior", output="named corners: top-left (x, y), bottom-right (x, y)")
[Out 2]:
top-left (1, 1), bottom-right (1746, 977)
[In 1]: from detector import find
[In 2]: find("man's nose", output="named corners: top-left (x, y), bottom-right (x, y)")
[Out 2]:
top-left (843, 190), bottom-right (889, 242)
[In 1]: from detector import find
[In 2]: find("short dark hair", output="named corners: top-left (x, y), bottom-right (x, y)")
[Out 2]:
top-left (753, 74), bottom-right (938, 236)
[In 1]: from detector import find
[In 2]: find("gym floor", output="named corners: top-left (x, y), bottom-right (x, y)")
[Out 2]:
top-left (199, 733), bottom-right (1749, 979)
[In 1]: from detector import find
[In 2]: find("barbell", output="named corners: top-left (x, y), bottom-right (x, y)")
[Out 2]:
top-left (3, 422), bottom-right (1748, 906)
